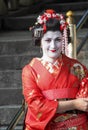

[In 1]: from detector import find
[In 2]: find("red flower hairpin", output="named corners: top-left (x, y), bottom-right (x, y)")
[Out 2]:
top-left (37, 9), bottom-right (68, 31)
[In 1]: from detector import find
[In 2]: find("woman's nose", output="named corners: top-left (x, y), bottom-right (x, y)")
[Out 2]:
top-left (51, 40), bottom-right (55, 48)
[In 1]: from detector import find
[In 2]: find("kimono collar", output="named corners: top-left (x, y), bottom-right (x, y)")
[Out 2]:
top-left (41, 55), bottom-right (63, 67)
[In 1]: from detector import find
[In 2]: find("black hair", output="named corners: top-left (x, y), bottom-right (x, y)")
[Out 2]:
top-left (45, 18), bottom-right (63, 33)
top-left (32, 16), bottom-right (71, 46)
top-left (33, 18), bottom-right (62, 46)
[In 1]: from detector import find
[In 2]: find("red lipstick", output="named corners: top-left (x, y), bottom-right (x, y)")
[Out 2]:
top-left (50, 49), bottom-right (56, 52)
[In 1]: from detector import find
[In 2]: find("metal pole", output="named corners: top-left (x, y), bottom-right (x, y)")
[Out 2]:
top-left (6, 100), bottom-right (25, 130)
top-left (76, 10), bottom-right (88, 32)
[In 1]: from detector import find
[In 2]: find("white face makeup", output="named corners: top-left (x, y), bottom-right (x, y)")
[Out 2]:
top-left (41, 31), bottom-right (63, 63)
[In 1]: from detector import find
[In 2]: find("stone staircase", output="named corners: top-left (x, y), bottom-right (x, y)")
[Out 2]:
top-left (0, 1), bottom-right (88, 130)
top-left (0, 30), bottom-right (41, 130)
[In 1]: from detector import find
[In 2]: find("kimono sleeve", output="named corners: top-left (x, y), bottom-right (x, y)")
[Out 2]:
top-left (22, 64), bottom-right (58, 129)
top-left (76, 65), bottom-right (88, 117)
top-left (76, 66), bottom-right (88, 98)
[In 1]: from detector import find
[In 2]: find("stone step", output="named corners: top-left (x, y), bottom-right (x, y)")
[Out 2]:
top-left (1, 1), bottom-right (88, 16)
top-left (0, 70), bottom-right (22, 89)
top-left (3, 10), bottom-right (88, 30)
top-left (5, 1), bottom-right (88, 17)
top-left (0, 1), bottom-right (44, 17)
top-left (0, 53), bottom-right (41, 70)
top-left (0, 39), bottom-right (40, 56)
top-left (0, 70), bottom-right (24, 127)
top-left (45, 2), bottom-right (88, 12)
top-left (0, 1), bottom-right (88, 30)
top-left (1, 126), bottom-right (23, 130)
top-left (0, 88), bottom-right (23, 106)
top-left (0, 30), bottom-right (40, 70)
top-left (0, 29), bottom-right (87, 55)
top-left (0, 31), bottom-right (40, 55)
top-left (0, 105), bottom-right (24, 126)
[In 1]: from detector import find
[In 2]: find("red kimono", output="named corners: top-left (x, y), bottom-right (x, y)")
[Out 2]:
top-left (22, 54), bottom-right (88, 130)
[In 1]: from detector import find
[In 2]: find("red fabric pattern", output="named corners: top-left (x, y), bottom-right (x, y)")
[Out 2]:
top-left (22, 54), bottom-right (88, 130)
top-left (22, 65), bottom-right (58, 130)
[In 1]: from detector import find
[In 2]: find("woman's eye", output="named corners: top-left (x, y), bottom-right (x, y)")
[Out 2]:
top-left (45, 39), bottom-right (51, 42)
top-left (55, 38), bottom-right (62, 42)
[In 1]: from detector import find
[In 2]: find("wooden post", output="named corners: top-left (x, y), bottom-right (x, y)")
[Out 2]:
top-left (66, 11), bottom-right (77, 59)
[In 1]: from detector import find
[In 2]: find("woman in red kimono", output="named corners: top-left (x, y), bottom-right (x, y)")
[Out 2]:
top-left (22, 9), bottom-right (88, 130)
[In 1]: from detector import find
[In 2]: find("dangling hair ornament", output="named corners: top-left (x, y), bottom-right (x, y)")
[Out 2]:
top-left (62, 28), bottom-right (69, 55)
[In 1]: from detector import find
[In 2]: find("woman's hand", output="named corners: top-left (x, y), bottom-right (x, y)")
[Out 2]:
top-left (56, 98), bottom-right (88, 113)
top-left (74, 98), bottom-right (88, 112)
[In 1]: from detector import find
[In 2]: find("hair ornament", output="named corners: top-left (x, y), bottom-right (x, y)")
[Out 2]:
top-left (43, 24), bottom-right (47, 33)
top-left (34, 27), bottom-right (43, 38)
top-left (30, 9), bottom-right (68, 38)
top-left (37, 9), bottom-right (68, 32)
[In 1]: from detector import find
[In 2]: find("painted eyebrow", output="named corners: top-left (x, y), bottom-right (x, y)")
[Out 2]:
top-left (55, 37), bottom-right (62, 39)
top-left (45, 36), bottom-right (62, 39)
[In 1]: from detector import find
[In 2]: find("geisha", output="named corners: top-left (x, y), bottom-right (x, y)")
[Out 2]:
top-left (22, 9), bottom-right (88, 130)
